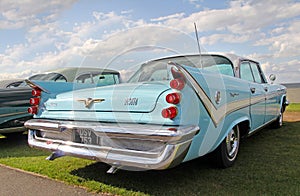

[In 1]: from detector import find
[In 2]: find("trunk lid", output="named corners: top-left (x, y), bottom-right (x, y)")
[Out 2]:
top-left (44, 82), bottom-right (170, 113)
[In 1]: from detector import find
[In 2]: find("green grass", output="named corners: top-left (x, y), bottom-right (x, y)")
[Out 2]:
top-left (1, 122), bottom-right (300, 195)
top-left (286, 103), bottom-right (300, 112)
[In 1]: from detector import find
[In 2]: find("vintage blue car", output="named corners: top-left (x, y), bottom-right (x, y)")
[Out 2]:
top-left (24, 53), bottom-right (288, 172)
top-left (0, 68), bottom-right (120, 137)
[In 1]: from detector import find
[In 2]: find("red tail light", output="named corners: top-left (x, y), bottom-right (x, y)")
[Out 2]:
top-left (170, 66), bottom-right (186, 90)
top-left (30, 97), bottom-right (40, 105)
top-left (28, 106), bottom-right (38, 114)
top-left (170, 78), bottom-right (185, 90)
top-left (166, 92), bottom-right (181, 104)
top-left (162, 106), bottom-right (178, 119)
top-left (32, 89), bottom-right (41, 96)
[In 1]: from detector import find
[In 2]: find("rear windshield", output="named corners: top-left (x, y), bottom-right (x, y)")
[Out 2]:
top-left (128, 55), bottom-right (234, 83)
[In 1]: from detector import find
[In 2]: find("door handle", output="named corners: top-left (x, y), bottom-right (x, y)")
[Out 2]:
top-left (250, 87), bottom-right (256, 93)
top-left (264, 87), bottom-right (268, 92)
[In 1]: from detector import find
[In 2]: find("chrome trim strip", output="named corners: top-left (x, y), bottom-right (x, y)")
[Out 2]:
top-left (248, 117), bottom-right (277, 135)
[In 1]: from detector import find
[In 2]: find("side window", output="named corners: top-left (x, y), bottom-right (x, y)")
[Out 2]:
top-left (240, 62), bottom-right (254, 82)
top-left (54, 75), bottom-right (67, 82)
top-left (148, 69), bottom-right (168, 81)
top-left (250, 62), bottom-right (264, 83)
top-left (76, 74), bottom-right (92, 83)
top-left (96, 74), bottom-right (116, 86)
top-left (40, 73), bottom-right (67, 82)
top-left (204, 64), bottom-right (234, 77)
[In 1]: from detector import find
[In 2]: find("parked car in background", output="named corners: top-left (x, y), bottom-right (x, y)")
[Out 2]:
top-left (25, 53), bottom-right (288, 172)
top-left (0, 79), bottom-right (24, 88)
top-left (0, 67), bottom-right (120, 137)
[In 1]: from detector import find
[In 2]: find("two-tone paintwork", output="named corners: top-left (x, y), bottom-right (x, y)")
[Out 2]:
top-left (25, 53), bottom-right (288, 171)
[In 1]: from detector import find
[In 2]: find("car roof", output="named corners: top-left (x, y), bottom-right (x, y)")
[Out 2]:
top-left (146, 53), bottom-right (258, 69)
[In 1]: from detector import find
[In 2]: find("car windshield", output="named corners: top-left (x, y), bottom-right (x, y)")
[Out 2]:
top-left (128, 55), bottom-right (234, 83)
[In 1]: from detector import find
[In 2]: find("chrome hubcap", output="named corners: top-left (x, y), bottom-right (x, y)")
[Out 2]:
top-left (226, 127), bottom-right (239, 160)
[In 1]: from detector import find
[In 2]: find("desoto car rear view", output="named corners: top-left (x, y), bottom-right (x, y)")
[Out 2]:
top-left (24, 53), bottom-right (288, 173)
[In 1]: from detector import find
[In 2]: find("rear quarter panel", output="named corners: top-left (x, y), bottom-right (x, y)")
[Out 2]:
top-left (180, 67), bottom-right (251, 161)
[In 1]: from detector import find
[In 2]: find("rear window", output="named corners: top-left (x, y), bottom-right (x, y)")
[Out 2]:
top-left (76, 73), bottom-right (119, 85)
top-left (128, 55), bottom-right (234, 83)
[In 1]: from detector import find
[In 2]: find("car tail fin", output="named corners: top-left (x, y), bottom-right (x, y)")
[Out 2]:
top-left (25, 79), bottom-right (96, 94)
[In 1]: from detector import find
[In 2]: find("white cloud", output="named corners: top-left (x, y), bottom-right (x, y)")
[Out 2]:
top-left (200, 33), bottom-right (252, 45)
top-left (0, 0), bottom-right (77, 29)
top-left (188, 0), bottom-right (202, 9)
top-left (161, 0), bottom-right (300, 36)
top-left (255, 20), bottom-right (300, 58)
top-left (150, 13), bottom-right (185, 22)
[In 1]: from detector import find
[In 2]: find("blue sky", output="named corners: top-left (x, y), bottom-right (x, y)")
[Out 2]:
top-left (0, 0), bottom-right (300, 83)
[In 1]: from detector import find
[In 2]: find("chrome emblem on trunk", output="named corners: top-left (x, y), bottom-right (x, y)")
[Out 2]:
top-left (124, 98), bottom-right (138, 106)
top-left (77, 98), bottom-right (105, 108)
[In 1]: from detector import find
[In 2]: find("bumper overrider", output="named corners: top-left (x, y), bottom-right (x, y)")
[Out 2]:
top-left (25, 119), bottom-right (199, 171)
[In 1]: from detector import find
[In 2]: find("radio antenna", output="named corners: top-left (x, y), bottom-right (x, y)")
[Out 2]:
top-left (194, 22), bottom-right (203, 68)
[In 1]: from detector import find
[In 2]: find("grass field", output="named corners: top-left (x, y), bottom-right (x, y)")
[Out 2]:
top-left (286, 103), bottom-right (300, 112)
top-left (0, 104), bottom-right (299, 195)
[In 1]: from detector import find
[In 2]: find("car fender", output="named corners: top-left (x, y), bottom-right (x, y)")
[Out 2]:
top-left (211, 116), bottom-right (250, 153)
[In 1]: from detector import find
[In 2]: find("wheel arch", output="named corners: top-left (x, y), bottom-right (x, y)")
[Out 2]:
top-left (213, 116), bottom-right (250, 151)
top-left (211, 116), bottom-right (250, 168)
top-left (280, 95), bottom-right (288, 113)
top-left (225, 116), bottom-right (250, 139)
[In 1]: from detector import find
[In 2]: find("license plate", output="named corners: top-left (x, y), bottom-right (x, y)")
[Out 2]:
top-left (73, 128), bottom-right (99, 145)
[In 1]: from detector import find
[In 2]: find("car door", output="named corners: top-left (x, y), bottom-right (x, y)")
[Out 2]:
top-left (240, 61), bottom-right (266, 132)
top-left (263, 83), bottom-right (281, 123)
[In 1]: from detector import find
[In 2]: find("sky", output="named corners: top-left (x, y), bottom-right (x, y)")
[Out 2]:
top-left (0, 0), bottom-right (300, 83)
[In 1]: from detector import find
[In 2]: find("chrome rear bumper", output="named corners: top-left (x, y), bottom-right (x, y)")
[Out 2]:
top-left (25, 119), bottom-right (199, 170)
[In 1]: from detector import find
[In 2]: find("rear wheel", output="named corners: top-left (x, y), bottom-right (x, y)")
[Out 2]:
top-left (214, 126), bottom-right (240, 168)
